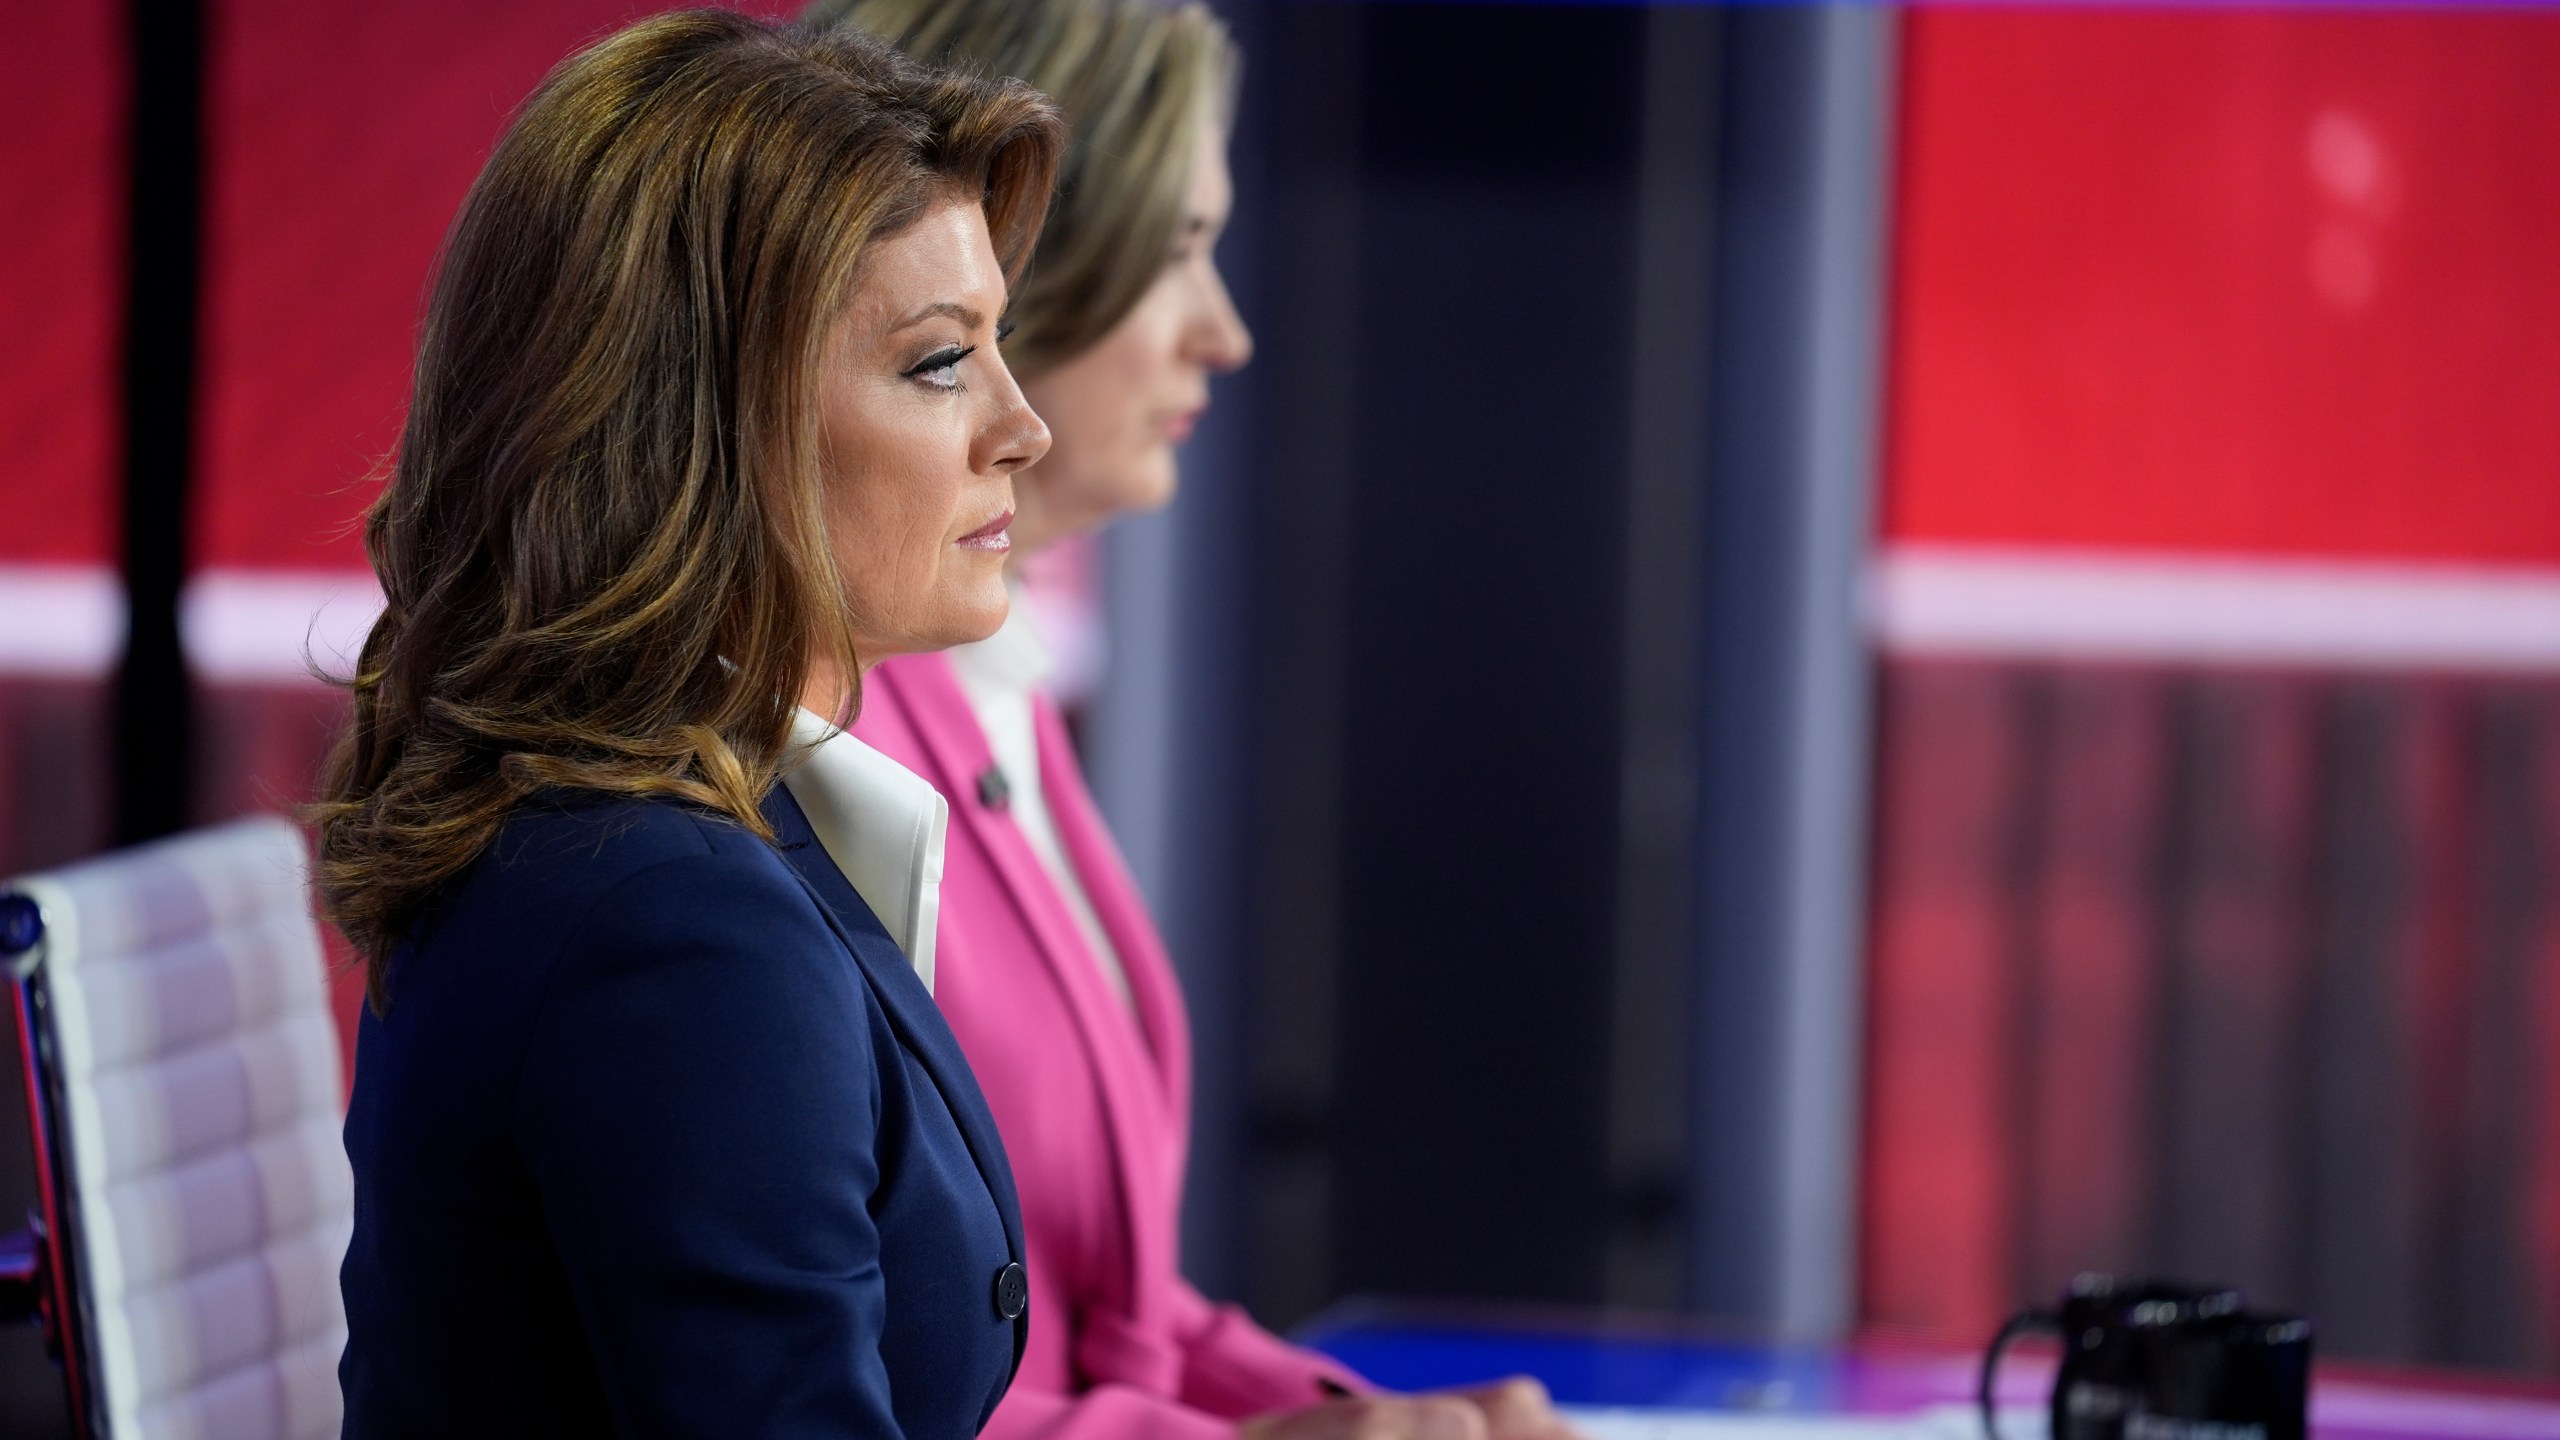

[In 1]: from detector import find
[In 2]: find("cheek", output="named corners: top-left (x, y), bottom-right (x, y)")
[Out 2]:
top-left (1108, 317), bottom-right (1185, 429)
top-left (1035, 333), bottom-right (1177, 497)
top-left (826, 414), bottom-right (960, 624)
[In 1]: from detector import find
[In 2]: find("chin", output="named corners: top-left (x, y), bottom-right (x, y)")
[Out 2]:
top-left (942, 583), bottom-right (1011, 647)
top-left (1125, 451), bottom-right (1180, 514)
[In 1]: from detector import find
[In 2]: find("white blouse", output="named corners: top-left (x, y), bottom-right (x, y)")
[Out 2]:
top-left (946, 599), bottom-right (1134, 1011)
top-left (780, 707), bottom-right (950, 994)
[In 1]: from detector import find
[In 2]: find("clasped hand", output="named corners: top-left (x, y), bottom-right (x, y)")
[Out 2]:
top-left (1240, 1376), bottom-right (1585, 1440)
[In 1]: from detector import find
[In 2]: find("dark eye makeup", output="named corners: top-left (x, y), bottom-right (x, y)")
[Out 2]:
top-left (902, 344), bottom-right (975, 388)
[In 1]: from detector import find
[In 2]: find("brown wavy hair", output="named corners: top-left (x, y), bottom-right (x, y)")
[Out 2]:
top-left (808, 0), bottom-right (1235, 377)
top-left (313, 9), bottom-right (1062, 1005)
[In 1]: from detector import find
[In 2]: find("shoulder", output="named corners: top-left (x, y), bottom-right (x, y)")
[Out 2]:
top-left (368, 794), bottom-right (872, 1136)
top-left (423, 793), bottom-right (830, 974)
top-left (495, 788), bottom-right (766, 861)
top-left (498, 797), bottom-right (877, 1079)
top-left (483, 791), bottom-right (789, 901)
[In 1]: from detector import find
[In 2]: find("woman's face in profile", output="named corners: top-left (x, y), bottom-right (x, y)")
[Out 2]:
top-left (817, 198), bottom-right (1050, 674)
top-left (1011, 120), bottom-right (1253, 554)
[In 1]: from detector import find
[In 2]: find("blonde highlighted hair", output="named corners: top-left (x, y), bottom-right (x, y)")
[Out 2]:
top-left (314, 10), bottom-right (1063, 1003)
top-left (809, 0), bottom-right (1236, 376)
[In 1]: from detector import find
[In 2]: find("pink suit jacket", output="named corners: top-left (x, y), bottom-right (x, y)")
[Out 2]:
top-left (855, 652), bottom-right (1361, 1439)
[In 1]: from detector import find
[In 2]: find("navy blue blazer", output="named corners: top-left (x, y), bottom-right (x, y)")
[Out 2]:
top-left (339, 787), bottom-right (1028, 1438)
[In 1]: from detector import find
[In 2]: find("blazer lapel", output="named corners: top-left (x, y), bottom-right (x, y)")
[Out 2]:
top-left (868, 658), bottom-right (1176, 1316)
top-left (759, 785), bottom-right (1026, 1267)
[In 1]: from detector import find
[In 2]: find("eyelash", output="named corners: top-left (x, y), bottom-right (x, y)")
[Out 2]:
top-left (904, 344), bottom-right (975, 392)
top-left (1167, 225), bottom-right (1215, 267)
top-left (903, 322), bottom-right (1017, 392)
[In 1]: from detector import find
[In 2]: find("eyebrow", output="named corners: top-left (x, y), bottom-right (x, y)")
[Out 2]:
top-left (890, 300), bottom-right (986, 333)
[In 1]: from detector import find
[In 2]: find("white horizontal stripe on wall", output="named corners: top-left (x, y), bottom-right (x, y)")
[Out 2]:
top-left (1873, 544), bottom-right (2560, 670)
top-left (181, 569), bottom-right (384, 684)
top-left (0, 564), bottom-right (125, 678)
top-left (16, 550), bottom-right (2560, 677)
top-left (0, 565), bottom-right (383, 682)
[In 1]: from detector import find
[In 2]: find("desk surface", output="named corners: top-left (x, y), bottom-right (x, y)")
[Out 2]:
top-left (1299, 1307), bottom-right (2560, 1440)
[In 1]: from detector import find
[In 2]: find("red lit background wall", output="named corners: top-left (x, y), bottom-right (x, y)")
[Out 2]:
top-left (0, 3), bottom-right (123, 880)
top-left (192, 0), bottom-right (798, 1055)
top-left (1864, 8), bottom-right (2560, 1371)
top-left (0, 1), bottom-right (794, 1066)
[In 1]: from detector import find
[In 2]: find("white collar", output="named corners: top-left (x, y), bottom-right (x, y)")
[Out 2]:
top-left (780, 707), bottom-right (949, 994)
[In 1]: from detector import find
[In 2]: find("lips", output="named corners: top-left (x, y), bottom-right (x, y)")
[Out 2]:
top-left (957, 508), bottom-right (1013, 553)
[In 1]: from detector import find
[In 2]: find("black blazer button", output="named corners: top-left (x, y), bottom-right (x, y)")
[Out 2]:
top-left (992, 1261), bottom-right (1028, 1320)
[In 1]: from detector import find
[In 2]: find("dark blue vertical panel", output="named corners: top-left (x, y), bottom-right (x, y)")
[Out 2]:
top-left (1326, 0), bottom-right (1646, 1306)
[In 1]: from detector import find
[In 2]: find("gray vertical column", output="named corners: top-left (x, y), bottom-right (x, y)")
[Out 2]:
top-left (1088, 523), bottom-right (1177, 909)
top-left (1689, 2), bottom-right (1898, 1340)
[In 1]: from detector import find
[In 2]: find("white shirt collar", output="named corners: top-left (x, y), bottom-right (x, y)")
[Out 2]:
top-left (780, 707), bottom-right (949, 994)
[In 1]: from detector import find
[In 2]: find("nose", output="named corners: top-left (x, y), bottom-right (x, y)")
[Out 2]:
top-left (1186, 263), bottom-right (1253, 374)
top-left (977, 385), bottom-right (1050, 475)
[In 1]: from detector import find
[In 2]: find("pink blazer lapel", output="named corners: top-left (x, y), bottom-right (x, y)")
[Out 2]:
top-left (865, 657), bottom-right (1182, 1331)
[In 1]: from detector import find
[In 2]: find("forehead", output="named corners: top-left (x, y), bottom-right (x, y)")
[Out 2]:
top-left (1187, 121), bottom-right (1232, 216)
top-left (841, 198), bottom-right (1005, 328)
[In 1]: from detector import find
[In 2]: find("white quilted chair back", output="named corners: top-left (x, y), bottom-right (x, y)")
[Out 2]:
top-left (3, 815), bottom-right (349, 1440)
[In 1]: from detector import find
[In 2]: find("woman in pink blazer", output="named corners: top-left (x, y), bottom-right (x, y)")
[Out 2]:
top-left (811, 2), bottom-right (1576, 1438)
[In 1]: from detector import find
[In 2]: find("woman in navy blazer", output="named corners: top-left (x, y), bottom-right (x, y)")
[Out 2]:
top-left (320, 13), bottom-right (1063, 1435)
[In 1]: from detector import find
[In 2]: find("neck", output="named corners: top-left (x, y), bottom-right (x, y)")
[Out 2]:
top-left (798, 655), bottom-right (873, 725)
